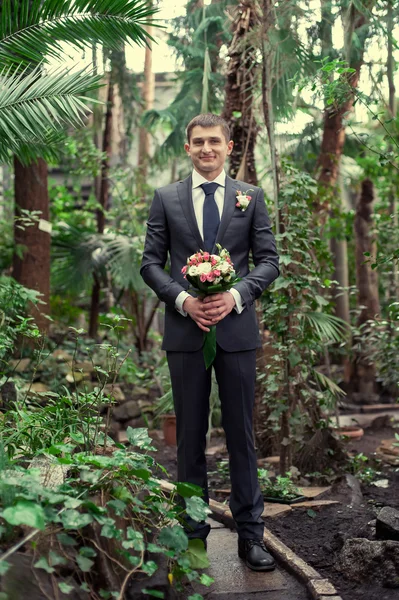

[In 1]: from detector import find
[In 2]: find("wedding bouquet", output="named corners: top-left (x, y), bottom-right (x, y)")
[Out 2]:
top-left (181, 244), bottom-right (240, 368)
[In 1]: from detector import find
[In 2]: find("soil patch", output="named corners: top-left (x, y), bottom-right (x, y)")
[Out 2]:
top-left (151, 426), bottom-right (399, 600)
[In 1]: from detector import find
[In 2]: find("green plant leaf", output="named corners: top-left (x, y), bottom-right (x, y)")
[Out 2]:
top-left (199, 573), bottom-right (214, 586)
top-left (2, 500), bottom-right (45, 530)
top-left (57, 533), bottom-right (78, 546)
top-left (125, 427), bottom-right (153, 449)
top-left (176, 482), bottom-right (203, 498)
top-left (75, 555), bottom-right (94, 573)
top-left (203, 326), bottom-right (216, 369)
top-left (158, 525), bottom-right (188, 552)
top-left (142, 561), bottom-right (158, 576)
top-left (0, 560), bottom-right (11, 576)
top-left (186, 539), bottom-right (209, 569)
top-left (141, 591), bottom-right (165, 599)
top-left (59, 582), bottom-right (75, 594)
top-left (61, 509), bottom-right (93, 530)
top-left (185, 497), bottom-right (211, 522)
top-left (34, 556), bottom-right (55, 574)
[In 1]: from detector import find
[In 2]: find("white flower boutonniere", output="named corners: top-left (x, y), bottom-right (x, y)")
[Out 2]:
top-left (235, 188), bottom-right (253, 211)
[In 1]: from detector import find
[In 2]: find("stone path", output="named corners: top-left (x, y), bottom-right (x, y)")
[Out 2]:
top-left (194, 519), bottom-right (310, 599)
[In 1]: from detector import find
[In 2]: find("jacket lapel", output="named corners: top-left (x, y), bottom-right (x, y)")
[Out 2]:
top-left (215, 175), bottom-right (240, 248)
top-left (177, 175), bottom-right (204, 249)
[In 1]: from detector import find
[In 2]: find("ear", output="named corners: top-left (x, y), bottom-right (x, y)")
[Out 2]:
top-left (227, 140), bottom-right (234, 155)
top-left (184, 142), bottom-right (190, 155)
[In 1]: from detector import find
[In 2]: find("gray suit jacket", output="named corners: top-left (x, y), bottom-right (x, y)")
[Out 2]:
top-left (140, 174), bottom-right (280, 352)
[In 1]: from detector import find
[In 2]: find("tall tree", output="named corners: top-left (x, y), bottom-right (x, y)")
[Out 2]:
top-left (137, 10), bottom-right (155, 186)
top-left (89, 72), bottom-right (114, 338)
top-left (0, 0), bottom-right (155, 331)
top-left (316, 0), bottom-right (376, 219)
top-left (222, 1), bottom-right (260, 184)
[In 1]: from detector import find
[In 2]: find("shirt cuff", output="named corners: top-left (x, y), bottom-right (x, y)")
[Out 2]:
top-left (228, 288), bottom-right (245, 314)
top-left (175, 291), bottom-right (191, 316)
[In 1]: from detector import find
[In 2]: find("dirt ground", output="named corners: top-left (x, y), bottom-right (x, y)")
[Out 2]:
top-left (150, 425), bottom-right (399, 600)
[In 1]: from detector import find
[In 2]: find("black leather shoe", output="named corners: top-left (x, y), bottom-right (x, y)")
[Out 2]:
top-left (238, 539), bottom-right (276, 571)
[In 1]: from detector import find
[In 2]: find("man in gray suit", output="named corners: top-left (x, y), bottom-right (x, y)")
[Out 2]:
top-left (140, 113), bottom-right (279, 571)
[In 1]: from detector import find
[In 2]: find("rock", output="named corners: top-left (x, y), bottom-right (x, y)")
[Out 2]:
top-left (1, 553), bottom-right (89, 599)
top-left (321, 474), bottom-right (363, 506)
top-left (376, 506), bottom-right (399, 542)
top-left (112, 400), bottom-right (141, 421)
top-left (132, 386), bottom-right (149, 397)
top-left (51, 349), bottom-right (73, 363)
top-left (336, 538), bottom-right (399, 588)
top-left (124, 416), bottom-right (146, 429)
top-left (0, 380), bottom-right (17, 410)
top-left (103, 384), bottom-right (126, 403)
top-left (29, 456), bottom-right (69, 488)
top-left (9, 357), bottom-right (31, 372)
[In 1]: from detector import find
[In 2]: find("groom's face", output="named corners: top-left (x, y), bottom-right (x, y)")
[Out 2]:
top-left (184, 125), bottom-right (234, 179)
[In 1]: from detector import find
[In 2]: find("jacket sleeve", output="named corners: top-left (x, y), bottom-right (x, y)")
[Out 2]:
top-left (232, 187), bottom-right (280, 307)
top-left (140, 189), bottom-right (186, 308)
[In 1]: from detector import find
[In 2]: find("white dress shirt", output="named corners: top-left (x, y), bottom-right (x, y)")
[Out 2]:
top-left (175, 168), bottom-right (244, 316)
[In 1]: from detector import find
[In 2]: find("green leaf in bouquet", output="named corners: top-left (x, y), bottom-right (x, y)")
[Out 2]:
top-left (203, 325), bottom-right (216, 370)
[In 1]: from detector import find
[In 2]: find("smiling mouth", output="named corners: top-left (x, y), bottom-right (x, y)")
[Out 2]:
top-left (200, 156), bottom-right (215, 160)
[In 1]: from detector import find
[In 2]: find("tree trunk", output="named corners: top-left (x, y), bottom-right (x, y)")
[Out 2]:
top-left (316, 1), bottom-right (376, 220)
top-left (387, 0), bottom-right (398, 301)
top-left (222, 0), bottom-right (259, 185)
top-left (137, 13), bottom-right (154, 187)
top-left (261, 0), bottom-right (281, 233)
top-left (89, 73), bottom-right (114, 339)
top-left (355, 179), bottom-right (380, 325)
top-left (351, 178), bottom-right (380, 402)
top-left (12, 157), bottom-right (50, 333)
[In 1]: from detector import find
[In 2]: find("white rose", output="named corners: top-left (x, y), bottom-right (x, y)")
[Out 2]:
top-left (219, 261), bottom-right (231, 274)
top-left (214, 276), bottom-right (222, 284)
top-left (197, 262), bottom-right (212, 275)
top-left (188, 265), bottom-right (199, 276)
top-left (240, 198), bottom-right (250, 208)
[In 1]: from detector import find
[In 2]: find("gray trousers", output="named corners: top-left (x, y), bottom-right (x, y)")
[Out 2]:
top-left (167, 345), bottom-right (264, 540)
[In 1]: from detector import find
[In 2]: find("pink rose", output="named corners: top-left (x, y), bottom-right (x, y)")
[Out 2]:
top-left (203, 252), bottom-right (210, 261)
top-left (236, 202), bottom-right (240, 207)
top-left (211, 257), bottom-right (218, 266)
top-left (200, 274), bottom-right (207, 283)
top-left (181, 265), bottom-right (187, 274)
top-left (206, 272), bottom-right (215, 282)
top-left (246, 195), bottom-right (251, 200)
top-left (213, 269), bottom-right (221, 277)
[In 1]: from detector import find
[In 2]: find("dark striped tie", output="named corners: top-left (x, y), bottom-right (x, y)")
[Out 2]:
top-left (201, 182), bottom-right (220, 252)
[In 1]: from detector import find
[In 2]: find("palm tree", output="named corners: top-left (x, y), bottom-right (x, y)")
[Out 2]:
top-left (0, 0), bottom-right (157, 331)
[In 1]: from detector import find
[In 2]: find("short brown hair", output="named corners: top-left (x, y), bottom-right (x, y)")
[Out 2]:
top-left (186, 113), bottom-right (230, 143)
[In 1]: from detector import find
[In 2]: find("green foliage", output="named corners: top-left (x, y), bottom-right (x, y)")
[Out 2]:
top-left (259, 163), bottom-right (349, 457)
top-left (0, 0), bottom-right (156, 163)
top-left (0, 276), bottom-right (41, 372)
top-left (0, 328), bottom-right (212, 597)
top-left (346, 453), bottom-right (381, 484)
top-left (257, 469), bottom-right (302, 501)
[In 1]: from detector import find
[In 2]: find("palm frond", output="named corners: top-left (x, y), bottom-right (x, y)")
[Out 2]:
top-left (104, 235), bottom-right (147, 292)
top-left (0, 63), bottom-right (101, 163)
top-left (312, 368), bottom-right (346, 397)
top-left (0, 0), bottom-right (158, 67)
top-left (299, 311), bottom-right (349, 343)
top-left (51, 225), bottom-right (108, 294)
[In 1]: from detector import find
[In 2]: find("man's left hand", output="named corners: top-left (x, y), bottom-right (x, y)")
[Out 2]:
top-left (202, 292), bottom-right (236, 324)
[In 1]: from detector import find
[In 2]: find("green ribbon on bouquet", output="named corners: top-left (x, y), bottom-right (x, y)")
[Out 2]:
top-left (186, 276), bottom-right (241, 370)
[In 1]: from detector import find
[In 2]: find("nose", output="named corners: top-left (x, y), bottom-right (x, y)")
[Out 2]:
top-left (202, 141), bottom-right (212, 153)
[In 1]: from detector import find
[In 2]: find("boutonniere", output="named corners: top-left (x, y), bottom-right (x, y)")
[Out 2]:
top-left (235, 188), bottom-right (253, 211)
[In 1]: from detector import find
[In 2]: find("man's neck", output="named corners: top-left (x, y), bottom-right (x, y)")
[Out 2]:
top-left (193, 166), bottom-right (225, 181)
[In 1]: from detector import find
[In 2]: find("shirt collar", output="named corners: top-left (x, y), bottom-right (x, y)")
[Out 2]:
top-left (192, 168), bottom-right (226, 190)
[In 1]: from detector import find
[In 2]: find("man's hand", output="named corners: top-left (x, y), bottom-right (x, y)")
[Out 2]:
top-left (183, 296), bottom-right (215, 332)
top-left (202, 292), bottom-right (236, 324)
